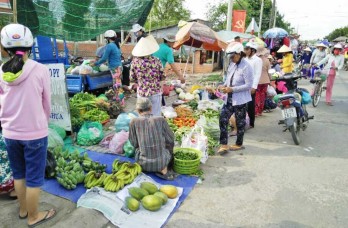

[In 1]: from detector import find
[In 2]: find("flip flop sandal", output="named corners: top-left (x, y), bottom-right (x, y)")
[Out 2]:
top-left (19, 212), bottom-right (28, 219)
top-left (229, 145), bottom-right (245, 151)
top-left (229, 131), bottom-right (237, 137)
top-left (155, 172), bottom-right (175, 181)
top-left (28, 209), bottom-right (57, 228)
top-left (217, 147), bottom-right (229, 155)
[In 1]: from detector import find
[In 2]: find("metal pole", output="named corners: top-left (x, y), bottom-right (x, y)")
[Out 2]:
top-left (258, 0), bottom-right (264, 37)
top-left (226, 0), bottom-right (234, 31)
top-left (13, 0), bottom-right (17, 23)
top-left (273, 0), bottom-right (277, 28)
top-left (269, 0), bottom-right (275, 29)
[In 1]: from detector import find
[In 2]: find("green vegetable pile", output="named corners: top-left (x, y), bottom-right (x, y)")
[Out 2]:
top-left (174, 150), bottom-right (199, 160)
top-left (186, 99), bottom-right (198, 110)
top-left (174, 127), bottom-right (191, 144)
top-left (83, 109), bottom-right (110, 122)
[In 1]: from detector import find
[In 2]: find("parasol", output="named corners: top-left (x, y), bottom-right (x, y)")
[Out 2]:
top-left (173, 22), bottom-right (227, 51)
top-left (263, 27), bottom-right (288, 39)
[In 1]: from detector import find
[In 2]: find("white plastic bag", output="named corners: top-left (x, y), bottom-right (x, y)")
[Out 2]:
top-left (79, 65), bottom-right (93, 75)
top-left (109, 130), bottom-right (129, 154)
top-left (267, 85), bottom-right (277, 97)
top-left (161, 106), bottom-right (177, 118)
top-left (181, 126), bottom-right (208, 164)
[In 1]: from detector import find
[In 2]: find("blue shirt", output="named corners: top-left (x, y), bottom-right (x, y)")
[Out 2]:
top-left (301, 52), bottom-right (312, 64)
top-left (153, 43), bottom-right (174, 67)
top-left (95, 42), bottom-right (121, 69)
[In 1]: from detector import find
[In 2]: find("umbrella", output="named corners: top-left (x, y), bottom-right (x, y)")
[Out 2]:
top-left (249, 36), bottom-right (267, 47)
top-left (217, 30), bottom-right (253, 43)
top-left (173, 22), bottom-right (227, 51)
top-left (263, 27), bottom-right (288, 39)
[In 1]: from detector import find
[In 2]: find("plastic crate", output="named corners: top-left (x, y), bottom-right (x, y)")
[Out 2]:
top-left (86, 72), bottom-right (113, 90)
top-left (67, 75), bottom-right (84, 93)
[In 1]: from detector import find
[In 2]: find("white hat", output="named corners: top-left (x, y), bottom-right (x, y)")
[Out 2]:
top-left (333, 43), bottom-right (343, 49)
top-left (226, 42), bottom-right (244, 54)
top-left (104, 30), bottom-right (116, 38)
top-left (303, 47), bottom-right (311, 52)
top-left (277, 45), bottom-right (292, 53)
top-left (316, 43), bottom-right (327, 48)
top-left (130, 24), bottom-right (144, 33)
top-left (162, 34), bottom-right (176, 42)
top-left (132, 35), bottom-right (159, 57)
top-left (245, 42), bottom-right (258, 50)
top-left (256, 47), bottom-right (269, 56)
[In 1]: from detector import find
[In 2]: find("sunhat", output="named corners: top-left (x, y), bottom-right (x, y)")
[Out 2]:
top-left (277, 45), bottom-right (292, 53)
top-left (333, 43), bottom-right (343, 49)
top-left (316, 43), bottom-right (327, 48)
top-left (303, 47), bottom-right (311, 52)
top-left (130, 24), bottom-right (144, 33)
top-left (132, 35), bottom-right (159, 57)
top-left (163, 34), bottom-right (176, 42)
top-left (256, 47), bottom-right (269, 56)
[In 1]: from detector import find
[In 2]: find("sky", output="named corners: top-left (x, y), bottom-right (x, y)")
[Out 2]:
top-left (184, 0), bottom-right (348, 40)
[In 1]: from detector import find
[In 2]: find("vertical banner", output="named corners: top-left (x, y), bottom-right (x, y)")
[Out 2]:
top-left (232, 10), bottom-right (247, 33)
top-left (47, 63), bottom-right (72, 131)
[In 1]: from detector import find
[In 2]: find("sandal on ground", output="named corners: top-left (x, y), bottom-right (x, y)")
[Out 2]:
top-left (28, 209), bottom-right (57, 228)
top-left (229, 145), bottom-right (245, 151)
top-left (217, 146), bottom-right (229, 155)
top-left (326, 102), bottom-right (334, 106)
top-left (19, 212), bottom-right (28, 219)
top-left (155, 172), bottom-right (175, 181)
top-left (229, 131), bottom-right (237, 137)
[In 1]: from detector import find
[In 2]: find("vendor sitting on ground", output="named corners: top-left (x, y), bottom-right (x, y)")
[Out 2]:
top-left (129, 97), bottom-right (177, 180)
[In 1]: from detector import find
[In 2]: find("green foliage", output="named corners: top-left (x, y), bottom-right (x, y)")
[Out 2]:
top-left (324, 26), bottom-right (348, 41)
top-left (144, 0), bottom-right (190, 30)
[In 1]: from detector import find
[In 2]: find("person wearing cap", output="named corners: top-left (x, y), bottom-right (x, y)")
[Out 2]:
top-left (277, 44), bottom-right (294, 74)
top-left (255, 46), bottom-right (271, 116)
top-left (316, 43), bottom-right (344, 106)
top-left (0, 24), bottom-right (56, 226)
top-left (211, 42), bottom-right (253, 154)
top-left (130, 35), bottom-right (165, 116)
top-left (129, 97), bottom-right (176, 180)
top-left (153, 34), bottom-right (185, 84)
top-left (244, 41), bottom-right (262, 127)
top-left (310, 43), bottom-right (327, 66)
top-left (130, 23), bottom-right (147, 42)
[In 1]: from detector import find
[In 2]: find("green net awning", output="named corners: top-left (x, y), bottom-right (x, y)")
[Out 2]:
top-left (12, 0), bottom-right (154, 41)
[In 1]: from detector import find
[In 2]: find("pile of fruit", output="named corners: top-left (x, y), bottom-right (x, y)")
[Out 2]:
top-left (125, 183), bottom-right (179, 212)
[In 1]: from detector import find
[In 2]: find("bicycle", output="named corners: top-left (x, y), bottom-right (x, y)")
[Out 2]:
top-left (310, 70), bottom-right (326, 107)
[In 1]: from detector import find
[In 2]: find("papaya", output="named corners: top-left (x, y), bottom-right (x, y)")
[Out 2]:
top-left (128, 187), bottom-right (149, 200)
top-left (125, 196), bottom-right (140, 212)
top-left (153, 191), bottom-right (168, 205)
top-left (141, 195), bottom-right (162, 211)
top-left (159, 185), bottom-right (178, 199)
top-left (140, 182), bottom-right (158, 194)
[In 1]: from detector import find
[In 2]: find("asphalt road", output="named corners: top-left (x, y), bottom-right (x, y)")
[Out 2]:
top-left (0, 70), bottom-right (347, 228)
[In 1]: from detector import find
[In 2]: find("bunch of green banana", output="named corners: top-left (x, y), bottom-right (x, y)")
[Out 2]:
top-left (103, 174), bottom-right (125, 192)
top-left (68, 150), bottom-right (87, 163)
top-left (57, 170), bottom-right (85, 190)
top-left (112, 159), bottom-right (127, 173)
top-left (118, 162), bottom-right (142, 177)
top-left (84, 171), bottom-right (108, 189)
top-left (82, 160), bottom-right (107, 173)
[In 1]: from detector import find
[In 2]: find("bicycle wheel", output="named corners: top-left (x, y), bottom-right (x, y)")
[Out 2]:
top-left (312, 82), bottom-right (321, 107)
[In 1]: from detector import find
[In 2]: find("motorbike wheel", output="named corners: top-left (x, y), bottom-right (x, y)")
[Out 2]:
top-left (290, 121), bottom-right (301, 145)
top-left (312, 82), bottom-right (322, 107)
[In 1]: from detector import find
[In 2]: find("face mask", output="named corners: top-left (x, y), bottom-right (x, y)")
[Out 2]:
top-left (334, 49), bottom-right (340, 55)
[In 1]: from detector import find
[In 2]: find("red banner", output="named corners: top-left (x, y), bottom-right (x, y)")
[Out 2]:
top-left (232, 10), bottom-right (247, 33)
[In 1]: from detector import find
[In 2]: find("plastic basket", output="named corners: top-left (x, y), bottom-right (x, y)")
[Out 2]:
top-left (173, 147), bottom-right (202, 175)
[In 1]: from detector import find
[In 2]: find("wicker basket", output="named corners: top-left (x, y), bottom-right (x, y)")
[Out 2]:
top-left (173, 147), bottom-right (201, 175)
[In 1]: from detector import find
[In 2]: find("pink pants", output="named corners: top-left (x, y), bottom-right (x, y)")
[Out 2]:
top-left (326, 72), bottom-right (336, 102)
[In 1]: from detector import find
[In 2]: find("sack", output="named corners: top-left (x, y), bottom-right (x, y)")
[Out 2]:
top-left (77, 122), bottom-right (104, 146)
top-left (123, 140), bottom-right (135, 158)
top-left (49, 123), bottom-right (66, 140)
top-left (161, 106), bottom-right (177, 119)
top-left (48, 128), bottom-right (64, 149)
top-left (45, 150), bottom-right (57, 178)
top-left (267, 85), bottom-right (277, 97)
top-left (181, 126), bottom-right (208, 164)
top-left (115, 112), bottom-right (138, 132)
top-left (109, 130), bottom-right (129, 154)
top-left (301, 91), bottom-right (312, 105)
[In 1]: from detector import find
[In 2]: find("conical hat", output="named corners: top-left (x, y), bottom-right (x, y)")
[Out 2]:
top-left (303, 47), bottom-right (311, 52)
top-left (277, 45), bottom-right (292, 53)
top-left (132, 35), bottom-right (159, 57)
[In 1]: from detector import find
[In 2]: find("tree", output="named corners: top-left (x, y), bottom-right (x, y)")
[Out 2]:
top-left (144, 0), bottom-right (190, 30)
top-left (324, 26), bottom-right (348, 41)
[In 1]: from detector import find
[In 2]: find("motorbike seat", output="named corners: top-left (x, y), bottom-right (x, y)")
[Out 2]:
top-left (278, 94), bottom-right (296, 101)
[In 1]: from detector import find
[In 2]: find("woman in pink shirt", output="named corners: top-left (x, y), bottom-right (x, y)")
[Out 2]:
top-left (255, 47), bottom-right (271, 116)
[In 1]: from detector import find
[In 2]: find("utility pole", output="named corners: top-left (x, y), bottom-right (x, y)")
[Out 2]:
top-left (226, 0), bottom-right (234, 31)
top-left (269, 0), bottom-right (275, 29)
top-left (258, 0), bottom-right (264, 37)
top-left (273, 0), bottom-right (277, 28)
top-left (13, 0), bottom-right (17, 23)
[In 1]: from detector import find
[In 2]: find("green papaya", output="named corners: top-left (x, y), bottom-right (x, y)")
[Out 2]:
top-left (128, 187), bottom-right (149, 200)
top-left (125, 197), bottom-right (140, 212)
top-left (153, 192), bottom-right (168, 205)
top-left (140, 182), bottom-right (158, 194)
top-left (141, 195), bottom-right (162, 211)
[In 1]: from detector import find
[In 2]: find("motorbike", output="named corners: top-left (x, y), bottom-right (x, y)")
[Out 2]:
top-left (270, 70), bottom-right (314, 145)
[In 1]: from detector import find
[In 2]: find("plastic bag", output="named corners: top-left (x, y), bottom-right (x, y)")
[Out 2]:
top-left (161, 106), bottom-right (177, 118)
top-left (115, 112), bottom-right (138, 132)
top-left (99, 132), bottom-right (115, 148)
top-left (49, 123), bottom-right (66, 140)
top-left (109, 130), bottom-right (129, 154)
top-left (301, 91), bottom-right (312, 105)
top-left (267, 85), bottom-right (277, 97)
top-left (45, 150), bottom-right (57, 178)
top-left (71, 66), bottom-right (81, 75)
top-left (181, 126), bottom-right (208, 164)
top-left (48, 128), bottom-right (64, 149)
top-left (123, 140), bottom-right (135, 158)
top-left (77, 122), bottom-right (104, 146)
top-left (79, 65), bottom-right (93, 75)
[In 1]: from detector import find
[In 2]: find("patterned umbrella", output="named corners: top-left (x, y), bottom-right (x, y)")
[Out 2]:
top-left (263, 27), bottom-right (288, 39)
